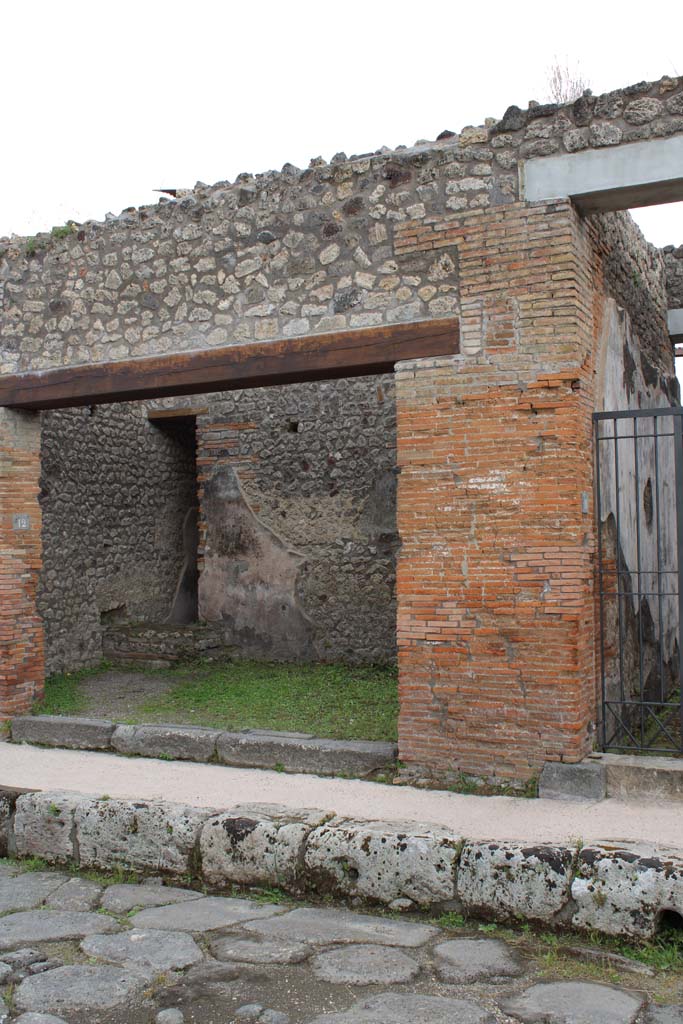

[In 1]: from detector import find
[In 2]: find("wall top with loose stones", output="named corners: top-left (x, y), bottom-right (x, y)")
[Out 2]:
top-left (0, 74), bottom-right (682, 375)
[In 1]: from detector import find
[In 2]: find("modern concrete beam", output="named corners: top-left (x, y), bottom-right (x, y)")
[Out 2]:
top-left (669, 307), bottom-right (683, 344)
top-left (523, 135), bottom-right (683, 214)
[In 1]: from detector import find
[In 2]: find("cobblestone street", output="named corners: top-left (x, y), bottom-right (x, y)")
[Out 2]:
top-left (0, 861), bottom-right (680, 1024)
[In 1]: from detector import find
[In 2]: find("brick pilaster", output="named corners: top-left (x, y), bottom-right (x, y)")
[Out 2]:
top-left (0, 409), bottom-right (44, 717)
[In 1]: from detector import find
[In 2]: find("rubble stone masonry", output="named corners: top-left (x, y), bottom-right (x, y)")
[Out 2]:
top-left (0, 75), bottom-right (680, 778)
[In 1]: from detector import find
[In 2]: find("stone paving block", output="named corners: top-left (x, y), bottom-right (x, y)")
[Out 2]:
top-left (13, 792), bottom-right (83, 864)
top-left (130, 895), bottom-right (287, 932)
top-left (0, 873), bottom-right (68, 914)
top-left (243, 907), bottom-right (438, 947)
top-left (434, 937), bottom-right (524, 982)
top-left (15, 964), bottom-right (150, 1014)
top-left (11, 716), bottom-right (114, 750)
top-left (209, 936), bottom-right (311, 964)
top-left (81, 929), bottom-right (204, 972)
top-left (111, 723), bottom-right (222, 762)
top-left (304, 818), bottom-right (460, 905)
top-left (45, 877), bottom-right (103, 912)
top-left (311, 944), bottom-right (420, 985)
top-left (307, 993), bottom-right (494, 1023)
top-left (200, 803), bottom-right (329, 888)
top-left (156, 1011), bottom-right (185, 1024)
top-left (501, 981), bottom-right (644, 1023)
top-left (0, 911), bottom-right (120, 950)
top-left (645, 1007), bottom-right (683, 1023)
top-left (216, 732), bottom-right (397, 776)
top-left (538, 761), bottom-right (607, 802)
top-left (457, 842), bottom-right (574, 923)
top-left (75, 797), bottom-right (211, 875)
top-left (101, 882), bottom-right (203, 914)
top-left (571, 846), bottom-right (683, 938)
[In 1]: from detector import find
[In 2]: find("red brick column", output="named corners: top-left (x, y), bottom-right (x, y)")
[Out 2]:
top-left (394, 201), bottom-right (597, 781)
top-left (0, 409), bottom-right (44, 717)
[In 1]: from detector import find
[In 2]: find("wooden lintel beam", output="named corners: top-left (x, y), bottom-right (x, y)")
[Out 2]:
top-left (0, 318), bottom-right (459, 411)
top-left (147, 406), bottom-right (209, 421)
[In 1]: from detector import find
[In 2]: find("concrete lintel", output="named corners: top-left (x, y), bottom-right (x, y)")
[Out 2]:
top-left (669, 307), bottom-right (683, 343)
top-left (523, 135), bottom-right (683, 213)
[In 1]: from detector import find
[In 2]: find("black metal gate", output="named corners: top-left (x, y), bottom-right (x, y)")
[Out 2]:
top-left (594, 407), bottom-right (683, 754)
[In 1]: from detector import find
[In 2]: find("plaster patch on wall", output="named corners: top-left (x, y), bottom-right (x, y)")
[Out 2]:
top-left (199, 465), bottom-right (315, 660)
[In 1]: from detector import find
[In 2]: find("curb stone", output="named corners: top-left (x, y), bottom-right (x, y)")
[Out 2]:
top-left (10, 716), bottom-right (398, 777)
top-left (1, 789), bottom-right (682, 939)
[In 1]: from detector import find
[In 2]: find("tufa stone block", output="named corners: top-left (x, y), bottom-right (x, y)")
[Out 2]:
top-left (538, 760), bottom-right (606, 802)
top-left (11, 716), bottom-right (115, 751)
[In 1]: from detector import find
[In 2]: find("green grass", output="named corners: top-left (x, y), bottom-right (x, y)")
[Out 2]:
top-left (33, 664), bottom-right (96, 716)
top-left (137, 660), bottom-right (398, 741)
top-left (36, 659), bottom-right (399, 742)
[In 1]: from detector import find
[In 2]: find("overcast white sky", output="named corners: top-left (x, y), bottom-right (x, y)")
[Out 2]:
top-left (2, 0), bottom-right (682, 248)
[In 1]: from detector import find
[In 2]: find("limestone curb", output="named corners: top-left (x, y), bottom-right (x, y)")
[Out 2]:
top-left (9, 716), bottom-right (398, 778)
top-left (1, 788), bottom-right (681, 940)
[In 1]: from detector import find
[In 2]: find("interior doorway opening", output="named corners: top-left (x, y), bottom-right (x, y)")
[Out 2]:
top-left (149, 410), bottom-right (200, 626)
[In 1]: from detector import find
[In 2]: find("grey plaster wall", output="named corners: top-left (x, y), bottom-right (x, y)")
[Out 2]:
top-left (196, 375), bottom-right (397, 664)
top-left (38, 405), bottom-right (197, 674)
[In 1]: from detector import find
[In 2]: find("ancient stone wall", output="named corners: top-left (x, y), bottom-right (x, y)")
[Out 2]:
top-left (2, 76), bottom-right (682, 379)
top-left (38, 374), bottom-right (398, 673)
top-left (2, 72), bottom-right (683, 774)
top-left (195, 374), bottom-right (397, 664)
top-left (663, 244), bottom-right (683, 309)
top-left (38, 405), bottom-right (197, 675)
top-left (590, 212), bottom-right (677, 387)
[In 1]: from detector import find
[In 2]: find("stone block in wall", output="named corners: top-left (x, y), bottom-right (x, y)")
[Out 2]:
top-left (304, 819), bottom-right (460, 906)
top-left (200, 803), bottom-right (330, 888)
top-left (571, 847), bottom-right (683, 938)
top-left (11, 715), bottom-right (114, 751)
top-left (457, 842), bottom-right (574, 924)
top-left (13, 791), bottom-right (83, 864)
top-left (215, 732), bottom-right (398, 776)
top-left (111, 724), bottom-right (221, 762)
top-left (75, 798), bottom-right (212, 875)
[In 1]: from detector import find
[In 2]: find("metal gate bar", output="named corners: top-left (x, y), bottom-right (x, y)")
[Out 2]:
top-left (594, 406), bottom-right (683, 754)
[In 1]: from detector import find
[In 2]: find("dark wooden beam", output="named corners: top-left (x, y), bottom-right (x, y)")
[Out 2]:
top-left (0, 318), bottom-right (459, 411)
top-left (147, 406), bottom-right (209, 421)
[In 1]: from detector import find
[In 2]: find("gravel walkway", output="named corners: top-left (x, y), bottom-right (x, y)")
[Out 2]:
top-left (2, 742), bottom-right (683, 851)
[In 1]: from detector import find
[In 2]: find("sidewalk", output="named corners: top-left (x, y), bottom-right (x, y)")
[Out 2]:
top-left (2, 741), bottom-right (681, 854)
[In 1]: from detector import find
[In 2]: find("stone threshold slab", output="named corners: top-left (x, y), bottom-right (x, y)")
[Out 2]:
top-left (9, 715), bottom-right (397, 778)
top-left (1, 786), bottom-right (682, 941)
top-left (539, 754), bottom-right (683, 802)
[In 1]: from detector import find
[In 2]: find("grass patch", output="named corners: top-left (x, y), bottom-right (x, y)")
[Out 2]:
top-left (34, 663), bottom-right (110, 717)
top-left (34, 658), bottom-right (398, 742)
top-left (136, 660), bottom-right (399, 741)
